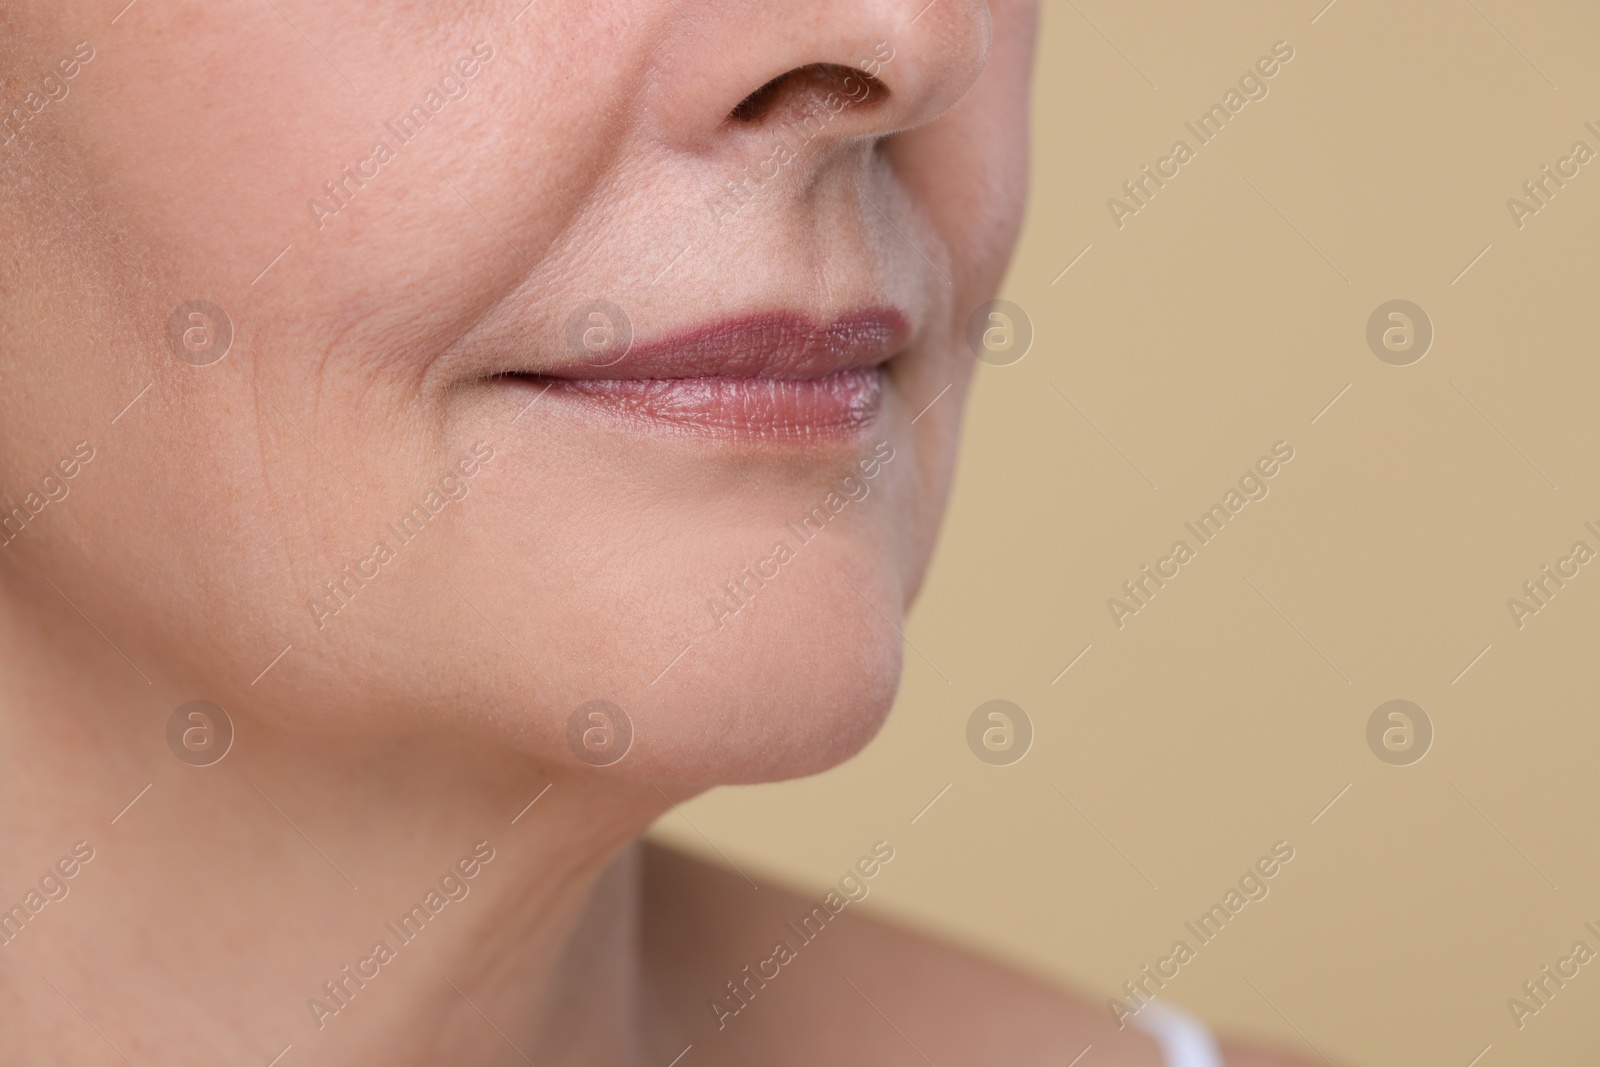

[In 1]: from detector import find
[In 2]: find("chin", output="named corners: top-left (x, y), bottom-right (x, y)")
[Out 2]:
top-left (608, 565), bottom-right (909, 787)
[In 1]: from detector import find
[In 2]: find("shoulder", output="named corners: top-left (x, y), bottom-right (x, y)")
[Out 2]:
top-left (639, 843), bottom-right (1328, 1067)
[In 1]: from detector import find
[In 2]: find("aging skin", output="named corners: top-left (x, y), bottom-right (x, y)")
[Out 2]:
top-left (0, 1), bottom-right (1316, 1064)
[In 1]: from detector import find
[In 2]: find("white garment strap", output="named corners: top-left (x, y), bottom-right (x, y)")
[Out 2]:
top-left (1131, 1001), bottom-right (1223, 1067)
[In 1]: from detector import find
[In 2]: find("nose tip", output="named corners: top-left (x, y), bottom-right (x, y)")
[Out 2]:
top-left (648, 0), bottom-right (994, 152)
top-left (874, 0), bottom-right (994, 131)
top-left (727, 63), bottom-right (890, 127)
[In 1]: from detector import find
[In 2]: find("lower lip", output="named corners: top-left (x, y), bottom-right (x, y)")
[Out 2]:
top-left (519, 367), bottom-right (884, 443)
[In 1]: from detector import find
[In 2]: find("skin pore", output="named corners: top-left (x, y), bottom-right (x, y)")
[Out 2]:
top-left (0, 1), bottom-right (1315, 1063)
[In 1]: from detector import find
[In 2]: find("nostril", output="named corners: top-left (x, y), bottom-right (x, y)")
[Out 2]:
top-left (728, 63), bottom-right (889, 124)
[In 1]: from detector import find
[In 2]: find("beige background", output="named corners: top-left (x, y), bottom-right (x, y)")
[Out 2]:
top-left (651, 2), bottom-right (1600, 1063)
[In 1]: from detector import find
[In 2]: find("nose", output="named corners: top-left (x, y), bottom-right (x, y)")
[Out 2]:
top-left (646, 0), bottom-right (993, 157)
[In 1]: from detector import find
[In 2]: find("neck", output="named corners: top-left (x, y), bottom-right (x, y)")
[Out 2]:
top-left (0, 579), bottom-right (674, 1066)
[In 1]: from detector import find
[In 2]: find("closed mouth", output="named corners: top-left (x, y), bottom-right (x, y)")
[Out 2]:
top-left (505, 308), bottom-right (910, 444)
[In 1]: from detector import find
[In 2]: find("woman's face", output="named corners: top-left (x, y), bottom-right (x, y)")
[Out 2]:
top-left (0, 0), bottom-right (1035, 783)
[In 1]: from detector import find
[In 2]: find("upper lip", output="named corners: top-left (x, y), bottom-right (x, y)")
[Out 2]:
top-left (535, 308), bottom-right (912, 380)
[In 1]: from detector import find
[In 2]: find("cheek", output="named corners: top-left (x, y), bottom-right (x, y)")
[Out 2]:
top-left (17, 372), bottom-right (468, 740)
top-left (1, 0), bottom-right (1037, 790)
